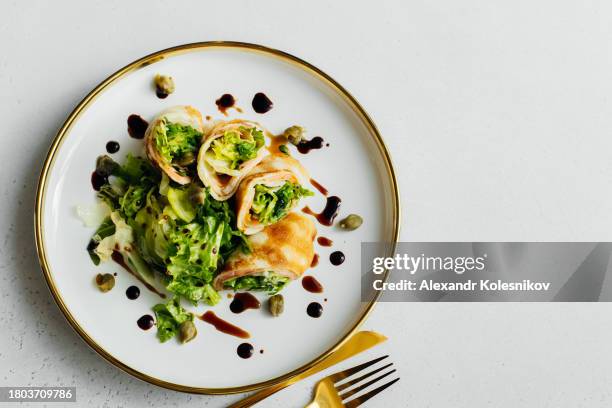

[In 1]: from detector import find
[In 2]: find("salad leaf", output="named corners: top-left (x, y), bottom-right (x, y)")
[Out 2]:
top-left (164, 217), bottom-right (225, 305)
top-left (131, 187), bottom-right (246, 306)
top-left (198, 189), bottom-right (250, 261)
top-left (152, 297), bottom-right (194, 343)
top-left (166, 278), bottom-right (220, 306)
top-left (132, 191), bottom-right (169, 269)
top-left (77, 201), bottom-right (111, 228)
top-left (89, 154), bottom-right (248, 308)
top-left (206, 127), bottom-right (264, 173)
top-left (167, 187), bottom-right (196, 222)
top-left (96, 154), bottom-right (159, 218)
top-left (159, 173), bottom-right (170, 196)
top-left (224, 272), bottom-right (290, 295)
top-left (95, 212), bottom-right (134, 262)
top-left (154, 119), bottom-right (201, 165)
top-left (251, 182), bottom-right (313, 225)
top-left (95, 211), bottom-right (162, 293)
top-left (86, 216), bottom-right (115, 265)
top-left (119, 185), bottom-right (148, 218)
top-left (106, 153), bottom-right (160, 187)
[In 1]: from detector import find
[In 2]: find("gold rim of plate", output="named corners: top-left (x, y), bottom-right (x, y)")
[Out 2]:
top-left (34, 41), bottom-right (401, 395)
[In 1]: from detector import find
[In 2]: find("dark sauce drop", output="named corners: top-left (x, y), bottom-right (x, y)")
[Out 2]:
top-left (156, 90), bottom-right (169, 99)
top-left (106, 141), bottom-right (120, 154)
top-left (260, 349), bottom-right (264, 354)
top-left (216, 93), bottom-right (236, 115)
top-left (297, 137), bottom-right (324, 154)
top-left (126, 285), bottom-right (140, 300)
top-left (302, 196), bottom-right (341, 227)
top-left (311, 253), bottom-right (320, 267)
top-left (127, 114), bottom-right (148, 139)
top-left (330, 251), bottom-right (345, 266)
top-left (91, 171), bottom-right (108, 191)
top-left (230, 293), bottom-right (261, 314)
top-left (307, 302), bottom-right (323, 318)
top-left (310, 179), bottom-right (328, 196)
top-left (302, 276), bottom-right (324, 293)
top-left (252, 92), bottom-right (273, 114)
top-left (137, 314), bottom-right (154, 330)
top-left (317, 236), bottom-right (333, 247)
top-left (199, 311), bottom-right (250, 339)
top-left (111, 251), bottom-right (166, 298)
top-left (237, 342), bottom-right (254, 359)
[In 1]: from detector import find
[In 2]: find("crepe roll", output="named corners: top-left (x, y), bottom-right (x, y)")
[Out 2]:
top-left (144, 106), bottom-right (204, 185)
top-left (213, 212), bottom-right (316, 293)
top-left (197, 119), bottom-right (267, 201)
top-left (235, 155), bottom-right (313, 235)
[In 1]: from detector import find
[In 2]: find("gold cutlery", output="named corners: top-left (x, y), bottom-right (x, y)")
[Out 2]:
top-left (228, 331), bottom-right (387, 408)
top-left (305, 355), bottom-right (398, 407)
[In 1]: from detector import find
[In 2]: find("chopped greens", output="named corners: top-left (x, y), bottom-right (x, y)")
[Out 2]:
top-left (153, 297), bottom-right (194, 343)
top-left (205, 127), bottom-right (264, 175)
top-left (130, 187), bottom-right (247, 306)
top-left (96, 154), bottom-right (159, 219)
top-left (251, 182), bottom-right (313, 225)
top-left (224, 272), bottom-right (290, 295)
top-left (88, 153), bottom-right (248, 311)
top-left (154, 119), bottom-right (202, 170)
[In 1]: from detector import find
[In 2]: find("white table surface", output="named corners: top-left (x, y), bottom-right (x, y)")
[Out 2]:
top-left (2, 0), bottom-right (612, 407)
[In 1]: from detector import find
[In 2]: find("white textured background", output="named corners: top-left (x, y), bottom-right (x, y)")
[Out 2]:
top-left (2, 0), bottom-right (612, 407)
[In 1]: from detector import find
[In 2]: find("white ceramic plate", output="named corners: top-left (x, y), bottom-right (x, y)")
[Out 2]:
top-left (35, 42), bottom-right (399, 393)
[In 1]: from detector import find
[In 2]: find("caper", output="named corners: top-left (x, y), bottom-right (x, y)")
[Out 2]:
top-left (95, 273), bottom-right (115, 292)
top-left (176, 151), bottom-right (195, 166)
top-left (282, 126), bottom-right (305, 146)
top-left (178, 320), bottom-right (197, 343)
top-left (154, 74), bottom-right (175, 96)
top-left (338, 214), bottom-right (363, 231)
top-left (268, 294), bottom-right (284, 317)
top-left (278, 144), bottom-right (289, 155)
top-left (95, 155), bottom-right (118, 177)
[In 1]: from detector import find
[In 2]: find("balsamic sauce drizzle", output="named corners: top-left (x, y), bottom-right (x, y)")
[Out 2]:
top-left (199, 311), bottom-right (250, 339)
top-left (302, 196), bottom-right (341, 226)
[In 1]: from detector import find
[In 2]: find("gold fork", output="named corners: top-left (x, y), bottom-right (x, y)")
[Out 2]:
top-left (305, 355), bottom-right (399, 408)
top-left (229, 332), bottom-right (387, 408)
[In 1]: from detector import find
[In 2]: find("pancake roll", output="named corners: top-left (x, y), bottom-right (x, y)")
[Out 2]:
top-left (213, 213), bottom-right (316, 293)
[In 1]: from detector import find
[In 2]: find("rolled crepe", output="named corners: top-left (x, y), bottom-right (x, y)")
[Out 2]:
top-left (235, 155), bottom-right (310, 235)
top-left (144, 106), bottom-right (204, 185)
top-left (197, 119), bottom-right (268, 201)
top-left (213, 212), bottom-right (316, 290)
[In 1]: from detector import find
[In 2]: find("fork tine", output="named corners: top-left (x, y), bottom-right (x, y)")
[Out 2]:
top-left (339, 369), bottom-right (396, 400)
top-left (343, 377), bottom-right (400, 408)
top-left (335, 363), bottom-right (393, 392)
top-left (327, 355), bottom-right (389, 382)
